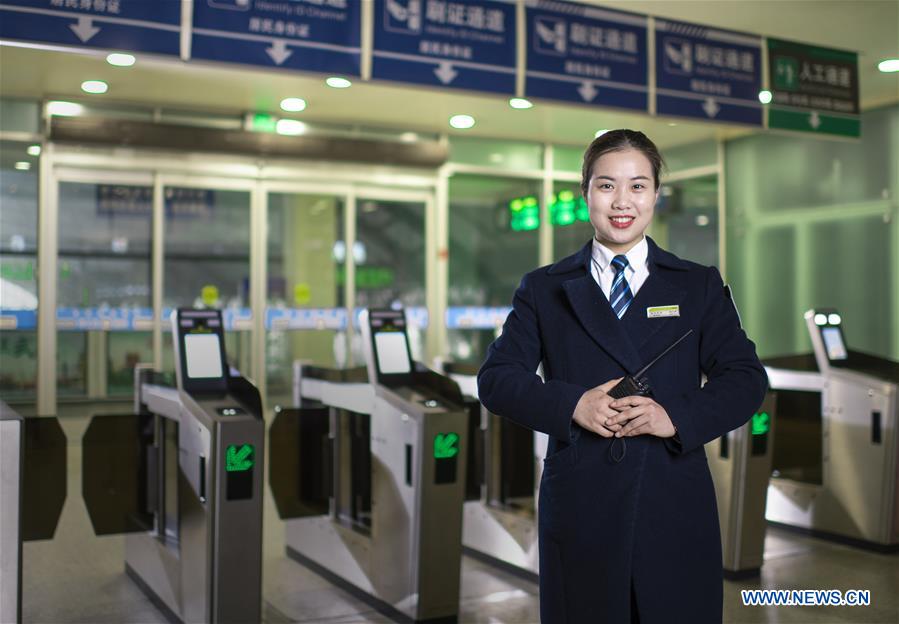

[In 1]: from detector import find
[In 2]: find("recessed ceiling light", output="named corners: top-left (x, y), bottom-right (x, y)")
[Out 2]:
top-left (280, 97), bottom-right (306, 112)
top-left (14, 161), bottom-right (31, 171)
top-left (509, 98), bottom-right (533, 109)
top-left (326, 77), bottom-right (352, 88)
top-left (667, 122), bottom-right (678, 127)
top-left (594, 129), bottom-right (609, 138)
top-left (276, 119), bottom-right (307, 135)
top-left (27, 145), bottom-right (41, 157)
top-left (758, 90), bottom-right (773, 104)
top-left (106, 52), bottom-right (136, 67)
top-left (449, 114), bottom-right (475, 129)
top-left (47, 101), bottom-right (84, 116)
top-left (878, 58), bottom-right (899, 73)
top-left (81, 80), bottom-right (108, 94)
top-left (399, 132), bottom-right (418, 142)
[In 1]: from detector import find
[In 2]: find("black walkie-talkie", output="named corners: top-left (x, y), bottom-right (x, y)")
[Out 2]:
top-left (607, 329), bottom-right (693, 400)
top-left (607, 329), bottom-right (693, 462)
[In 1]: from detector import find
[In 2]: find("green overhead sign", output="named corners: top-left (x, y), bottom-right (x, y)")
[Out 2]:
top-left (550, 190), bottom-right (589, 226)
top-left (766, 38), bottom-right (859, 138)
top-left (509, 196), bottom-right (540, 232)
top-left (508, 192), bottom-right (589, 232)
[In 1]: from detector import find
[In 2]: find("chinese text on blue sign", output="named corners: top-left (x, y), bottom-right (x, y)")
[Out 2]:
top-left (0, 0), bottom-right (181, 56)
top-left (524, 0), bottom-right (648, 111)
top-left (654, 18), bottom-right (762, 125)
top-left (192, 0), bottom-right (361, 76)
top-left (372, 0), bottom-right (516, 94)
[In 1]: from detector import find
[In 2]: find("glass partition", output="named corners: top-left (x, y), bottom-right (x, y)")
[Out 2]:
top-left (0, 140), bottom-right (39, 401)
top-left (726, 104), bottom-right (898, 360)
top-left (56, 181), bottom-right (153, 397)
top-left (107, 332), bottom-right (153, 395)
top-left (809, 216), bottom-right (891, 357)
top-left (664, 139), bottom-right (718, 173)
top-left (355, 198), bottom-right (426, 362)
top-left (162, 186), bottom-right (251, 375)
top-left (447, 175), bottom-right (541, 365)
top-left (266, 192), bottom-right (345, 406)
top-left (553, 144), bottom-right (585, 174)
top-left (552, 180), bottom-right (594, 260)
top-left (650, 175), bottom-right (719, 268)
top-left (449, 136), bottom-right (543, 171)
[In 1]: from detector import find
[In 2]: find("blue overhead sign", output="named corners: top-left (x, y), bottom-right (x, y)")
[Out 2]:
top-left (524, 0), bottom-right (648, 111)
top-left (654, 18), bottom-right (762, 125)
top-left (372, 0), bottom-right (516, 94)
top-left (191, 0), bottom-right (361, 75)
top-left (0, 0), bottom-right (181, 56)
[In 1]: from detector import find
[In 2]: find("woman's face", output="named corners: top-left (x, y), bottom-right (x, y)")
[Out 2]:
top-left (586, 148), bottom-right (659, 254)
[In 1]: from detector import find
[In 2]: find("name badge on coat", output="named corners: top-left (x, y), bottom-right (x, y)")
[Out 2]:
top-left (646, 305), bottom-right (680, 318)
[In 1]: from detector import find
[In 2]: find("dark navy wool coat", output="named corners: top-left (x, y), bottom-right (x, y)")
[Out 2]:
top-left (478, 237), bottom-right (767, 624)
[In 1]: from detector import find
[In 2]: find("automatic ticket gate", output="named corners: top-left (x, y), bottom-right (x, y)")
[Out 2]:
top-left (707, 397), bottom-right (776, 578)
top-left (441, 363), bottom-right (541, 581)
top-left (0, 402), bottom-right (67, 624)
top-left (764, 308), bottom-right (899, 550)
top-left (83, 308), bottom-right (265, 623)
top-left (1, 400), bottom-right (24, 624)
top-left (270, 309), bottom-right (468, 622)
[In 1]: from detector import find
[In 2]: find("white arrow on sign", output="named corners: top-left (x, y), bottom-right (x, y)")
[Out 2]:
top-left (809, 111), bottom-right (821, 129)
top-left (266, 40), bottom-right (293, 65)
top-left (69, 16), bottom-right (100, 43)
top-left (578, 81), bottom-right (598, 102)
top-left (434, 61), bottom-right (458, 84)
top-left (702, 97), bottom-right (720, 118)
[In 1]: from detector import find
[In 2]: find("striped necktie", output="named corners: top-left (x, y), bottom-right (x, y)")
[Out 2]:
top-left (610, 255), bottom-right (633, 319)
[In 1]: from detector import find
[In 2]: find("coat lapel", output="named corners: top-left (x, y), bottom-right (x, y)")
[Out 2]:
top-left (621, 272), bottom-right (686, 352)
top-left (621, 237), bottom-right (689, 352)
top-left (562, 273), bottom-right (643, 375)
top-left (556, 237), bottom-right (690, 372)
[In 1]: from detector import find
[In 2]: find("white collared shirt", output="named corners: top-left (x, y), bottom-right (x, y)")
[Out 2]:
top-left (590, 236), bottom-right (650, 301)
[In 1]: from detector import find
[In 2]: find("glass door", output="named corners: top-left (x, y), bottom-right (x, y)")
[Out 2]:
top-left (650, 174), bottom-right (720, 267)
top-left (265, 191), bottom-right (345, 407)
top-left (261, 185), bottom-right (433, 406)
top-left (161, 183), bottom-right (253, 377)
top-left (55, 174), bottom-right (154, 400)
top-left (354, 196), bottom-right (427, 363)
top-left (447, 175), bottom-right (542, 366)
top-left (0, 140), bottom-right (40, 402)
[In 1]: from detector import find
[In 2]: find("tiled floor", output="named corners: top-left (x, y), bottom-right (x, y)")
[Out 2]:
top-left (18, 408), bottom-right (899, 623)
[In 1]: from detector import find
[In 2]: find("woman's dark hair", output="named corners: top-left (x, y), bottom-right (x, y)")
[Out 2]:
top-left (581, 129), bottom-right (665, 197)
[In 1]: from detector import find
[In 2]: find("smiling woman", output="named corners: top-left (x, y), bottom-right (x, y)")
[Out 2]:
top-left (477, 129), bottom-right (768, 624)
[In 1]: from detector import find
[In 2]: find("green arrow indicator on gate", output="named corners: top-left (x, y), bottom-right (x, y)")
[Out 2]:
top-left (226, 444), bottom-right (254, 472)
top-left (751, 412), bottom-right (770, 436)
top-left (434, 433), bottom-right (459, 459)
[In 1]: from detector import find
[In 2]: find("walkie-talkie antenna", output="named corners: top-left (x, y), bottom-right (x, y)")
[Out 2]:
top-left (633, 329), bottom-right (693, 378)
